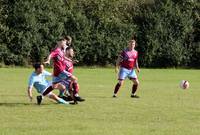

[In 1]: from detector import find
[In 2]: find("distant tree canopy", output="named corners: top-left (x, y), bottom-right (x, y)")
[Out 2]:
top-left (0, 0), bottom-right (199, 67)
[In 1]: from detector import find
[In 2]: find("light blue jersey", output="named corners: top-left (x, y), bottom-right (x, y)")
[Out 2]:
top-left (28, 70), bottom-right (52, 93)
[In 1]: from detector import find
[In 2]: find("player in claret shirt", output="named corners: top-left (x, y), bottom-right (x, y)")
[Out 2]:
top-left (62, 46), bottom-right (85, 102)
top-left (43, 37), bottom-right (78, 104)
top-left (113, 39), bottom-right (140, 98)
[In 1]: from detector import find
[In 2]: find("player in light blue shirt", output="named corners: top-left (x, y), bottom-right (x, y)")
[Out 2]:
top-left (27, 63), bottom-right (69, 105)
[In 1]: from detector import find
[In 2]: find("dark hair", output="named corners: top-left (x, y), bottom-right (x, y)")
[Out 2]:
top-left (64, 35), bottom-right (72, 41)
top-left (65, 46), bottom-right (73, 51)
top-left (58, 35), bottom-right (72, 43)
top-left (58, 37), bottom-right (66, 41)
top-left (131, 34), bottom-right (136, 40)
top-left (33, 63), bottom-right (42, 70)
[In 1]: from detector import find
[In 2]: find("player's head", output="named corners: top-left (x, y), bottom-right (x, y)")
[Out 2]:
top-left (65, 46), bottom-right (74, 58)
top-left (33, 63), bottom-right (44, 74)
top-left (128, 39), bottom-right (136, 50)
top-left (64, 35), bottom-right (72, 46)
top-left (57, 37), bottom-right (67, 49)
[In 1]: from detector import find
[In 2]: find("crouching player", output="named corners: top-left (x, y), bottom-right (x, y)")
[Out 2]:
top-left (62, 46), bottom-right (85, 102)
top-left (27, 63), bottom-right (69, 105)
top-left (113, 39), bottom-right (140, 98)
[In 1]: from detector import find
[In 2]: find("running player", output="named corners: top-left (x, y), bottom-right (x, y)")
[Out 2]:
top-left (113, 39), bottom-right (140, 98)
top-left (43, 37), bottom-right (77, 103)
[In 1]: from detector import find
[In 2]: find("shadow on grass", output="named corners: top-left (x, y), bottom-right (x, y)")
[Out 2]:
top-left (0, 94), bottom-right (26, 97)
top-left (0, 102), bottom-right (52, 107)
top-left (86, 96), bottom-right (113, 99)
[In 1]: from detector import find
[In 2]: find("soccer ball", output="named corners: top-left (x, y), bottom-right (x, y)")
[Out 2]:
top-left (180, 80), bottom-right (189, 89)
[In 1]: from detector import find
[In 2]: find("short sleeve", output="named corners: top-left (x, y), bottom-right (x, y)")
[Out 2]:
top-left (136, 51), bottom-right (138, 59)
top-left (43, 70), bottom-right (52, 77)
top-left (50, 49), bottom-right (58, 58)
top-left (119, 51), bottom-right (125, 59)
top-left (28, 74), bottom-right (34, 88)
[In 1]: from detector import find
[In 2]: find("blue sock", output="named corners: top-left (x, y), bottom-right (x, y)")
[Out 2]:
top-left (58, 98), bottom-right (68, 104)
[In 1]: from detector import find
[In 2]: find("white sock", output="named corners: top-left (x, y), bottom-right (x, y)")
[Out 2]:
top-left (75, 94), bottom-right (79, 97)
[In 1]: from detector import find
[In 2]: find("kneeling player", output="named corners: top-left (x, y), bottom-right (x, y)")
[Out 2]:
top-left (113, 39), bottom-right (140, 98)
top-left (27, 63), bottom-right (69, 105)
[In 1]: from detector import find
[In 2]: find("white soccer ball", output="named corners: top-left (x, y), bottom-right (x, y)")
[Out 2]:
top-left (180, 80), bottom-right (189, 89)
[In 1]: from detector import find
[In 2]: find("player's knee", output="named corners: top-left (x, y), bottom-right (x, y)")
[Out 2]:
top-left (48, 93), bottom-right (57, 100)
top-left (58, 83), bottom-right (66, 91)
top-left (135, 80), bottom-right (139, 85)
top-left (71, 75), bottom-right (78, 81)
top-left (118, 80), bottom-right (124, 86)
top-left (52, 83), bottom-right (57, 89)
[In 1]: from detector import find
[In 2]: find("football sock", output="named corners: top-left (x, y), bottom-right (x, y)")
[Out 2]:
top-left (114, 83), bottom-right (121, 94)
top-left (131, 84), bottom-right (138, 95)
top-left (75, 93), bottom-right (79, 97)
top-left (59, 91), bottom-right (65, 97)
top-left (58, 98), bottom-right (69, 104)
top-left (42, 86), bottom-right (53, 96)
top-left (72, 82), bottom-right (79, 94)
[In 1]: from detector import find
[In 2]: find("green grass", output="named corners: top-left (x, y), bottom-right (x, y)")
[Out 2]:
top-left (0, 68), bottom-right (199, 135)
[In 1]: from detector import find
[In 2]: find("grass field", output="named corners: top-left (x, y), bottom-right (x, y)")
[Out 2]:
top-left (0, 68), bottom-right (199, 135)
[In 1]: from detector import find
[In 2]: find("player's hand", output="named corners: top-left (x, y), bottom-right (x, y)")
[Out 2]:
top-left (43, 60), bottom-right (50, 65)
top-left (73, 60), bottom-right (79, 64)
top-left (115, 67), bottom-right (119, 74)
top-left (137, 68), bottom-right (140, 73)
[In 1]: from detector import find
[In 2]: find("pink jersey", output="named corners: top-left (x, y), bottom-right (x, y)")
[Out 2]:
top-left (63, 58), bottom-right (73, 73)
top-left (120, 48), bottom-right (138, 70)
top-left (50, 48), bottom-right (65, 76)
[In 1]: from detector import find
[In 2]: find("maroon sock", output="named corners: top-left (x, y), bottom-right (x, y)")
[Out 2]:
top-left (132, 84), bottom-right (138, 95)
top-left (114, 83), bottom-right (121, 94)
top-left (42, 86), bottom-right (53, 96)
top-left (72, 82), bottom-right (79, 94)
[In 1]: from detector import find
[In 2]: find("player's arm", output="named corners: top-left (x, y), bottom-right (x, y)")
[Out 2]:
top-left (27, 76), bottom-right (34, 102)
top-left (43, 70), bottom-right (53, 77)
top-left (70, 75), bottom-right (78, 82)
top-left (64, 56), bottom-right (73, 62)
top-left (73, 59), bottom-right (79, 64)
top-left (115, 53), bottom-right (123, 73)
top-left (135, 59), bottom-right (140, 73)
top-left (27, 86), bottom-right (33, 102)
top-left (44, 54), bottom-right (52, 64)
top-left (115, 57), bottom-right (120, 73)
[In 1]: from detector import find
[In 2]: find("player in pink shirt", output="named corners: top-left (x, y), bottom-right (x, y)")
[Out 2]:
top-left (113, 39), bottom-right (140, 98)
top-left (43, 37), bottom-right (77, 103)
top-left (61, 46), bottom-right (85, 102)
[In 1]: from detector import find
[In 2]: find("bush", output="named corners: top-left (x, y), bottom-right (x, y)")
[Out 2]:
top-left (0, 0), bottom-right (199, 68)
top-left (135, 0), bottom-right (194, 67)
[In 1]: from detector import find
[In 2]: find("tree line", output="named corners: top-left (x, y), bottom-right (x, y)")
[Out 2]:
top-left (0, 0), bottom-right (199, 67)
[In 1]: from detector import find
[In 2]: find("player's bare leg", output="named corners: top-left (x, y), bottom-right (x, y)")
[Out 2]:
top-left (55, 83), bottom-right (66, 97)
top-left (113, 80), bottom-right (124, 97)
top-left (48, 93), bottom-right (69, 104)
top-left (67, 75), bottom-right (78, 104)
top-left (70, 81), bottom-right (85, 102)
top-left (42, 82), bottom-right (65, 96)
top-left (130, 78), bottom-right (139, 98)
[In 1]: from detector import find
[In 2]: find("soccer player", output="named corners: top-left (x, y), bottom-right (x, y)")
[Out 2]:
top-left (27, 63), bottom-right (69, 105)
top-left (62, 46), bottom-right (85, 102)
top-left (113, 39), bottom-right (140, 98)
top-left (43, 37), bottom-right (78, 103)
